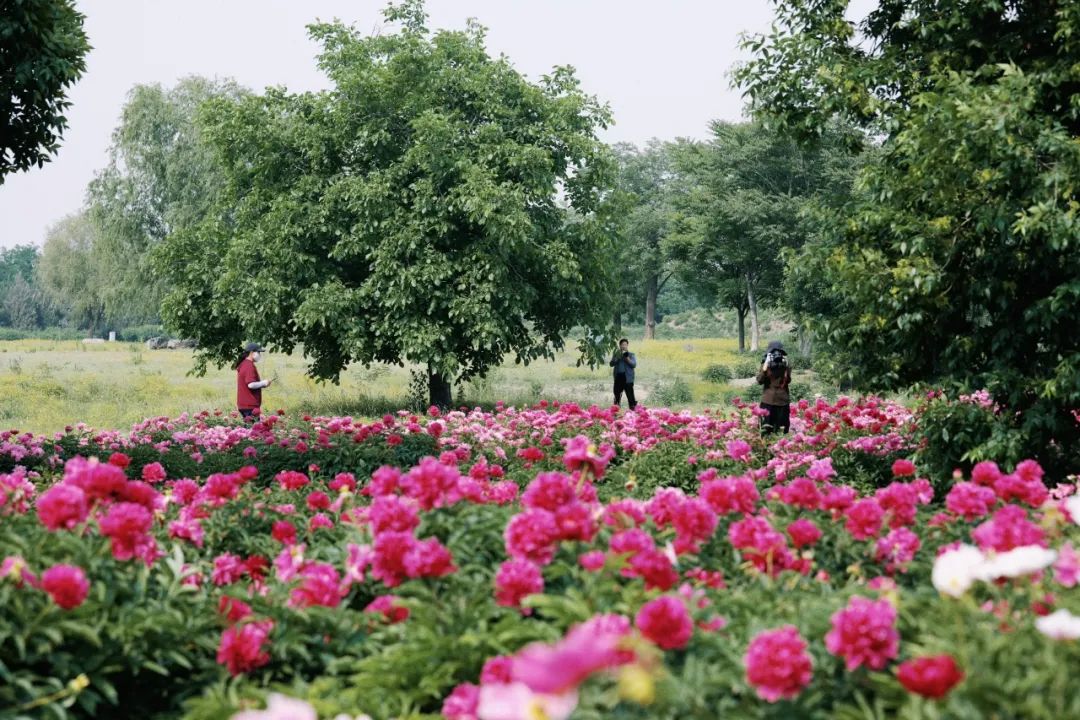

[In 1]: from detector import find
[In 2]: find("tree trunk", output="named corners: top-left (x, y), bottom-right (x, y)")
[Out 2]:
top-left (613, 311), bottom-right (622, 334)
top-left (797, 324), bottom-right (813, 356)
top-left (644, 273), bottom-right (658, 340)
top-left (736, 306), bottom-right (747, 352)
top-left (428, 368), bottom-right (453, 410)
top-left (747, 272), bottom-right (760, 352)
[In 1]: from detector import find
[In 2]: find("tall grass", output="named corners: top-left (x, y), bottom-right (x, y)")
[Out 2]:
top-left (0, 336), bottom-right (831, 433)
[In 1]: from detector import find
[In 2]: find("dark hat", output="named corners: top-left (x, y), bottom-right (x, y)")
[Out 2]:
top-left (766, 341), bottom-right (784, 352)
top-left (244, 342), bottom-right (265, 353)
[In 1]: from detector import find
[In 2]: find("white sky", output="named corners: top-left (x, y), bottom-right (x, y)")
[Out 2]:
top-left (0, 0), bottom-right (876, 249)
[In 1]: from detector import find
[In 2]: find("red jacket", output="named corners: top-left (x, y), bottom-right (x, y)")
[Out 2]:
top-left (236, 358), bottom-right (262, 410)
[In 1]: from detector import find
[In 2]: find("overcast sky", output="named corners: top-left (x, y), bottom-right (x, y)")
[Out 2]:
top-left (0, 0), bottom-right (875, 250)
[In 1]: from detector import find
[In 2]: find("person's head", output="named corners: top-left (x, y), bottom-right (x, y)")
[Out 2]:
top-left (766, 340), bottom-right (784, 353)
top-left (619, 338), bottom-right (629, 351)
top-left (236, 341), bottom-right (265, 368)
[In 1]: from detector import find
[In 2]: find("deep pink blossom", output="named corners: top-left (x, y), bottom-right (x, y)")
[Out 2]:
top-left (636, 595), bottom-right (693, 650)
top-left (40, 564), bottom-right (89, 609)
top-left (825, 596), bottom-right (899, 671)
top-left (495, 559), bottom-right (544, 610)
top-left (36, 483), bottom-right (88, 531)
top-left (216, 620), bottom-right (273, 676)
top-left (844, 499), bottom-right (885, 540)
top-left (744, 626), bottom-right (813, 702)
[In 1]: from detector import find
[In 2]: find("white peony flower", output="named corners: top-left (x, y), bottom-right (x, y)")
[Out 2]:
top-left (978, 546), bottom-right (1058, 580)
top-left (932, 544), bottom-right (986, 597)
top-left (1062, 495), bottom-right (1080, 525)
top-left (1035, 609), bottom-right (1080, 640)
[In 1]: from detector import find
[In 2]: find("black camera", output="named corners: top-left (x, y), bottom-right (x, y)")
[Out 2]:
top-left (764, 348), bottom-right (787, 373)
top-left (623, 351), bottom-right (630, 358)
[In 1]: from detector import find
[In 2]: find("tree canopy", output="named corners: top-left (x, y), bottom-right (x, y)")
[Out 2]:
top-left (155, 1), bottom-right (620, 406)
top-left (667, 120), bottom-right (859, 351)
top-left (0, 0), bottom-right (89, 180)
top-left (88, 76), bottom-right (244, 323)
top-left (736, 0), bottom-right (1080, 466)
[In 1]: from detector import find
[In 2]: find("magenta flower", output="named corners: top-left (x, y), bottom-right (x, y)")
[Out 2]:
top-left (825, 596), bottom-right (899, 671)
top-left (744, 625), bottom-right (813, 702)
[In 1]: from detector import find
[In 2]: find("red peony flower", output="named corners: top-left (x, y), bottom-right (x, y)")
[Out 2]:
top-left (216, 620), bottom-right (273, 676)
top-left (897, 655), bottom-right (964, 699)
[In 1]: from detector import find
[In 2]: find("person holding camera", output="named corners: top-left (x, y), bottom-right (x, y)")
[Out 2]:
top-left (756, 340), bottom-right (791, 433)
top-left (609, 338), bottom-right (638, 410)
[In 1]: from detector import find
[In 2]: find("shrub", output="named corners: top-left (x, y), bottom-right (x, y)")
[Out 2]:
top-left (732, 357), bottom-right (761, 378)
top-left (651, 377), bottom-right (693, 407)
top-left (701, 364), bottom-right (733, 384)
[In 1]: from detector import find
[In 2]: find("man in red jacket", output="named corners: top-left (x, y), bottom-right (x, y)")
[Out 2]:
top-left (235, 342), bottom-right (272, 419)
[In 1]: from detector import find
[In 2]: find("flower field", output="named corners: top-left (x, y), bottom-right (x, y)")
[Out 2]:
top-left (2, 397), bottom-right (1079, 720)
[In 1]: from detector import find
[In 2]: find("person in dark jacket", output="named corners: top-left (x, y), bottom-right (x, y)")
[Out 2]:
top-left (235, 342), bottom-right (272, 419)
top-left (609, 338), bottom-right (638, 410)
top-left (756, 340), bottom-right (791, 433)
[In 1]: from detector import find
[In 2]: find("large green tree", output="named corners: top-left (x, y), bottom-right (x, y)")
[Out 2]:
top-left (0, 0), bottom-right (89, 180)
top-left (88, 76), bottom-right (244, 323)
top-left (155, 1), bottom-right (619, 407)
top-left (36, 212), bottom-right (107, 333)
top-left (736, 1), bottom-right (1080, 467)
top-left (612, 140), bottom-right (676, 339)
top-left (667, 121), bottom-right (857, 352)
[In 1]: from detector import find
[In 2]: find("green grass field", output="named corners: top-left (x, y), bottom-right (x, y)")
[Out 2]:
top-left (0, 336), bottom-right (830, 433)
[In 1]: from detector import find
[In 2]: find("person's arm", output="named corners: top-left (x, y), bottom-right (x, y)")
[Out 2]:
top-left (247, 380), bottom-right (271, 389)
top-left (609, 355), bottom-right (619, 367)
top-left (756, 366), bottom-right (769, 386)
top-left (626, 353), bottom-right (637, 368)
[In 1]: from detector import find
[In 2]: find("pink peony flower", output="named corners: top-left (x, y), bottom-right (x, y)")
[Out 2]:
top-left (561, 435), bottom-right (614, 478)
top-left (40, 564), bottom-right (90, 609)
top-left (946, 481), bottom-right (998, 520)
top-left (289, 562), bottom-right (343, 608)
top-left (36, 483), bottom-right (89, 531)
top-left (787, 518), bottom-right (822, 549)
top-left (635, 595), bottom-right (693, 650)
top-left (971, 504), bottom-right (1045, 552)
top-left (140, 462), bottom-right (167, 484)
top-left (495, 559), bottom-right (544, 610)
top-left (442, 682), bottom-right (480, 720)
top-left (744, 625), bottom-right (813, 702)
top-left (404, 537), bottom-right (456, 579)
top-left (364, 594), bottom-right (410, 623)
top-left (476, 682), bottom-right (576, 720)
top-left (1054, 542), bottom-right (1080, 588)
top-left (504, 509), bottom-right (558, 565)
top-left (578, 551), bottom-right (606, 571)
top-left (699, 475), bottom-right (759, 515)
top-left (844, 499), bottom-right (885, 540)
top-left (825, 596), bottom-right (899, 671)
top-left (875, 528), bottom-right (921, 573)
top-left (510, 614), bottom-right (633, 695)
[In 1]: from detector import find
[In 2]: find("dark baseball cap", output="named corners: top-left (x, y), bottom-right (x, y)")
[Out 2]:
top-left (244, 342), bottom-right (265, 353)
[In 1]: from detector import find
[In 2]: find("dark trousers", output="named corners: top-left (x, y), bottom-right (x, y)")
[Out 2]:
top-left (614, 374), bottom-right (637, 409)
top-left (760, 402), bottom-right (790, 433)
top-left (239, 408), bottom-right (256, 420)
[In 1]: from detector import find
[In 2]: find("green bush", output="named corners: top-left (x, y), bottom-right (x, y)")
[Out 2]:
top-left (732, 357), bottom-right (761, 379)
top-left (650, 377), bottom-right (693, 407)
top-left (701, 364), bottom-right (733, 384)
top-left (115, 325), bottom-right (166, 342)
